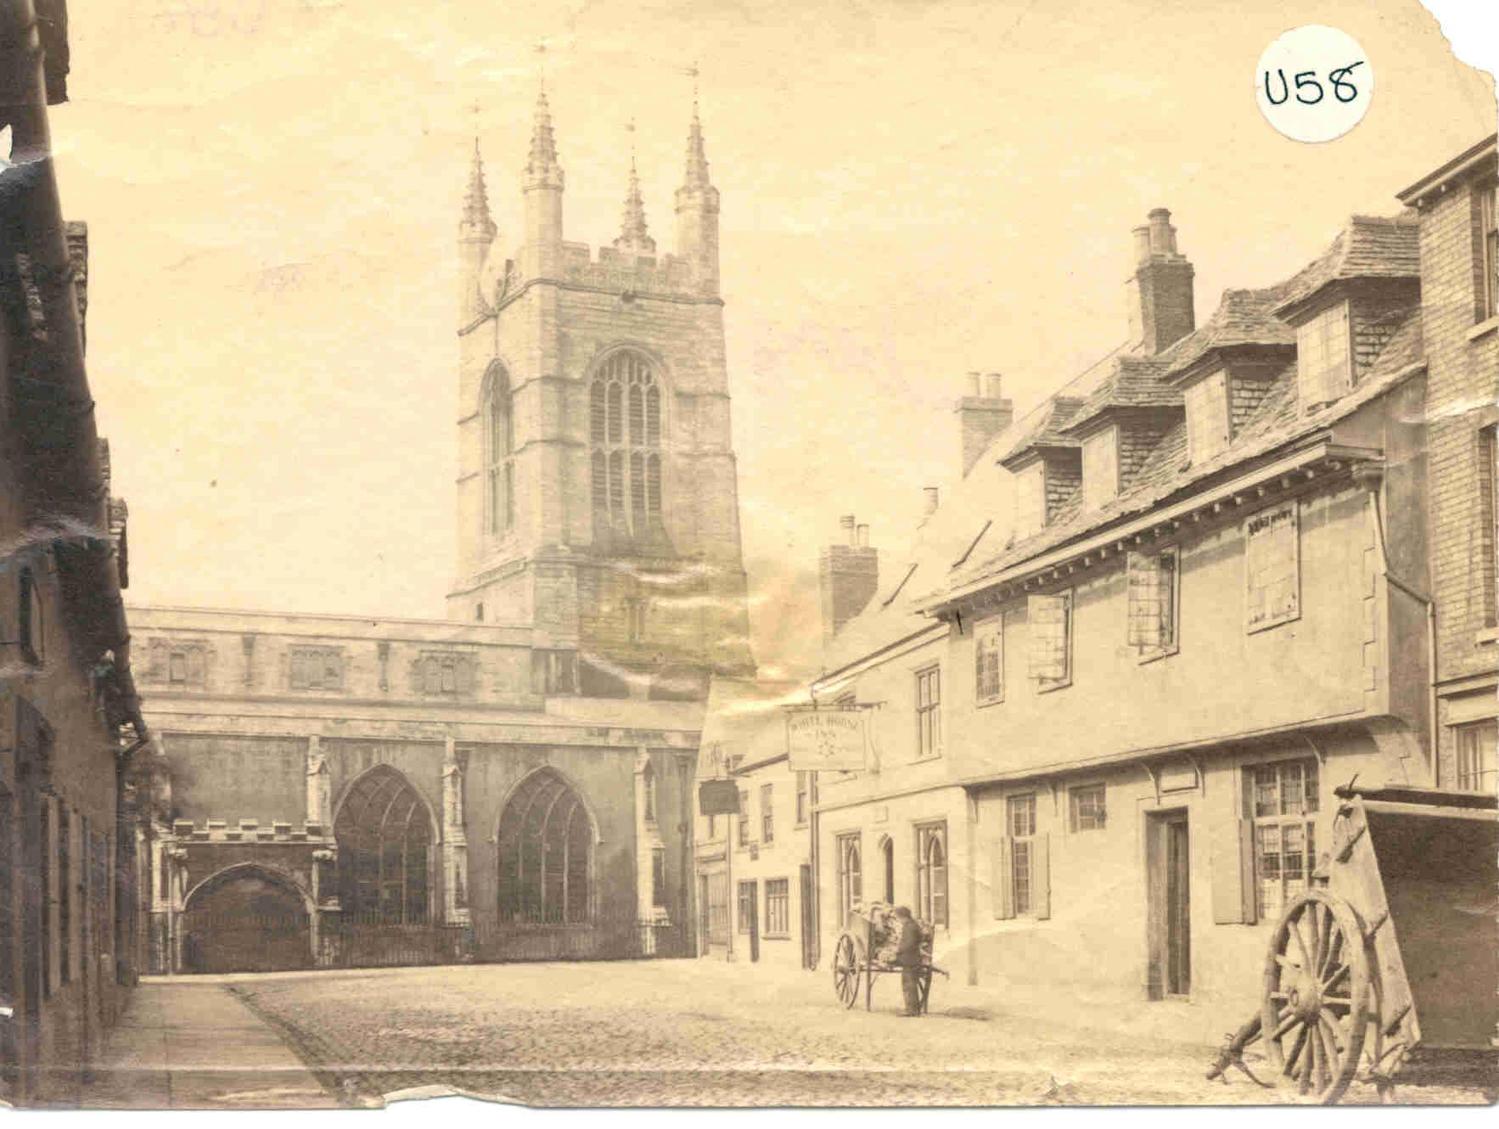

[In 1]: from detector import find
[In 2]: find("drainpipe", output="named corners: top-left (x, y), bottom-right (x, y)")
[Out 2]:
top-left (1362, 477), bottom-right (1438, 780)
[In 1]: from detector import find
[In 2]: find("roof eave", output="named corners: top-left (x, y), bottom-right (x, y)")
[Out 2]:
top-left (1396, 134), bottom-right (1498, 207)
top-left (922, 438), bottom-right (1381, 617)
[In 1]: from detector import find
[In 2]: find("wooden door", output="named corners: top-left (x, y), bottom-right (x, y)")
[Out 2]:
top-left (1147, 809), bottom-right (1191, 998)
top-left (1165, 816), bottom-right (1191, 996)
top-left (738, 880), bottom-right (759, 963)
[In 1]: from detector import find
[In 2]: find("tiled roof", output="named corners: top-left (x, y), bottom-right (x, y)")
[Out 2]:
top-left (938, 309), bottom-right (1424, 601)
top-left (1272, 213), bottom-right (1420, 315)
top-left (1160, 286), bottom-right (1297, 378)
top-left (1063, 355), bottom-right (1181, 434)
top-left (999, 395), bottom-right (1085, 463)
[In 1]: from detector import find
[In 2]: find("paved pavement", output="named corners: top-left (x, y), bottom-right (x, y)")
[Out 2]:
top-left (77, 979), bottom-right (340, 1109)
top-left (68, 961), bottom-right (1495, 1108)
top-left (217, 959), bottom-right (1496, 1107)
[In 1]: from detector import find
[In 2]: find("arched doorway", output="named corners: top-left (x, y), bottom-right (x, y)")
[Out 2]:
top-left (496, 769), bottom-right (594, 929)
top-left (181, 867), bottom-right (311, 973)
top-left (333, 765), bottom-right (434, 925)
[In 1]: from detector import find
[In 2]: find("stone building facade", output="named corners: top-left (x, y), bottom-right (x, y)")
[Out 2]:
top-left (1396, 135), bottom-right (1498, 796)
top-left (451, 92), bottom-right (755, 699)
top-left (132, 91), bottom-right (757, 973)
top-left (133, 606), bottom-right (700, 973)
top-left (755, 140), bottom-right (1497, 1036)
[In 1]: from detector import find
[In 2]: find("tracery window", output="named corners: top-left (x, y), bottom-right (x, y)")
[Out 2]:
top-left (486, 364), bottom-right (515, 536)
top-left (334, 766), bottom-right (432, 924)
top-left (590, 351), bottom-right (662, 534)
top-left (916, 822), bottom-right (948, 928)
top-left (496, 769), bottom-right (593, 925)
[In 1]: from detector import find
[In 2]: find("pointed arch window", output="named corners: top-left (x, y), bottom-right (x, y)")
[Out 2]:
top-left (497, 768), bottom-right (594, 925)
top-left (334, 767), bottom-right (433, 925)
top-left (590, 351), bottom-right (662, 535)
top-left (485, 364), bottom-right (515, 536)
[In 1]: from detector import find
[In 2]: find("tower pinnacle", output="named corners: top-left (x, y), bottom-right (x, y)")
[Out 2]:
top-left (525, 89), bottom-right (564, 189)
top-left (615, 123), bottom-right (656, 256)
top-left (681, 103), bottom-right (712, 192)
top-left (461, 138), bottom-right (497, 240)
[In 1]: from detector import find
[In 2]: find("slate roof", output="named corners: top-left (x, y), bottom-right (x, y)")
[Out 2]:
top-left (938, 309), bottom-right (1424, 602)
top-left (1159, 286), bottom-right (1297, 379)
top-left (815, 209), bottom-right (1426, 670)
top-left (1271, 213), bottom-right (1420, 315)
top-left (1063, 355), bottom-right (1181, 434)
top-left (998, 395), bottom-right (1086, 464)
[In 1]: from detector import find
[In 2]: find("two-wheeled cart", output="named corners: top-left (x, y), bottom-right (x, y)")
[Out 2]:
top-left (1207, 783), bottom-right (1498, 1103)
top-left (830, 902), bottom-right (948, 1013)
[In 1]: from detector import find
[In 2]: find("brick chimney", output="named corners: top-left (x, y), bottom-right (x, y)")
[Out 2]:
top-left (1126, 207), bottom-right (1194, 354)
top-left (954, 371), bottom-right (1014, 477)
top-left (819, 515), bottom-right (879, 645)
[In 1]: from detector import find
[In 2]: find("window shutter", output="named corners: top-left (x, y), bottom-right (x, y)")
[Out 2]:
top-left (993, 837), bottom-right (1014, 919)
top-left (1031, 832), bottom-right (1051, 920)
top-left (1211, 817), bottom-right (1258, 924)
top-left (1028, 595), bottom-right (1066, 681)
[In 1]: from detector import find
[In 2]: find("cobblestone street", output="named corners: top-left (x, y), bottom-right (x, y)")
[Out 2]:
top-left (205, 959), bottom-right (1493, 1107)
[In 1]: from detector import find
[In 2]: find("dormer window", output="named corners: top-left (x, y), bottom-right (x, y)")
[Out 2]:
top-left (1183, 369), bottom-right (1230, 464)
top-left (1296, 301), bottom-right (1352, 409)
top-left (1014, 463), bottom-right (1045, 538)
top-left (1080, 428), bottom-right (1119, 510)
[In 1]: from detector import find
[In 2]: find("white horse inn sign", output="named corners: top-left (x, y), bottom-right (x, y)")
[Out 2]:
top-left (786, 707), bottom-right (868, 772)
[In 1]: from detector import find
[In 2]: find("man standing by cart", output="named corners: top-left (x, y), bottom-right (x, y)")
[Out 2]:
top-left (893, 906), bottom-right (924, 1016)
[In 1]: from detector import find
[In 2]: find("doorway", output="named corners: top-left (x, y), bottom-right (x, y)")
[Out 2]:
top-left (737, 880), bottom-right (759, 963)
top-left (880, 837), bottom-right (895, 903)
top-left (799, 864), bottom-right (815, 970)
top-left (698, 875), bottom-right (711, 955)
top-left (1146, 810), bottom-right (1191, 998)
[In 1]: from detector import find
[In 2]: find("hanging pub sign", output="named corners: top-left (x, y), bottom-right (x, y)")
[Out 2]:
top-left (699, 778), bottom-right (741, 816)
top-left (786, 706), bottom-right (867, 772)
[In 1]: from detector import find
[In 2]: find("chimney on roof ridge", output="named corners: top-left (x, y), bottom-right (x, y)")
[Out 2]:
top-left (923, 486), bottom-right (940, 517)
top-left (1126, 206), bottom-right (1195, 355)
top-left (955, 373), bottom-right (1014, 477)
top-left (820, 515), bottom-right (878, 646)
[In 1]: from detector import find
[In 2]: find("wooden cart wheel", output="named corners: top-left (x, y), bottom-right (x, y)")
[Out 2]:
top-left (1260, 889), bottom-right (1372, 1104)
top-left (917, 966), bottom-right (933, 1014)
top-left (832, 933), bottom-right (860, 1009)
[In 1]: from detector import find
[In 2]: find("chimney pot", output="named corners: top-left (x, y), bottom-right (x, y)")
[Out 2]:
top-left (966, 371), bottom-right (981, 397)
top-left (983, 372), bottom-right (1002, 399)
top-left (1132, 225), bottom-right (1152, 265)
top-left (856, 523), bottom-right (869, 547)
top-left (923, 486), bottom-right (939, 516)
top-left (1147, 208), bottom-right (1177, 256)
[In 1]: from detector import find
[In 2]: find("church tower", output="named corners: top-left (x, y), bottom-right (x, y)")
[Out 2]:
top-left (451, 92), bottom-right (755, 699)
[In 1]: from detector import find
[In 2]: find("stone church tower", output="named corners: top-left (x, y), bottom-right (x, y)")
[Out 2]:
top-left (450, 92), bottom-right (755, 699)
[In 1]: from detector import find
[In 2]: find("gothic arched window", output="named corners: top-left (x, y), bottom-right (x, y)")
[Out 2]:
top-left (497, 768), bottom-right (593, 924)
top-left (590, 351), bottom-right (662, 534)
top-left (485, 364), bottom-right (515, 536)
top-left (334, 766), bottom-right (432, 925)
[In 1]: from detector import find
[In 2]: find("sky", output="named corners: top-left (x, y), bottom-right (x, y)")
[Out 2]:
top-left (60, 0), bottom-right (1494, 681)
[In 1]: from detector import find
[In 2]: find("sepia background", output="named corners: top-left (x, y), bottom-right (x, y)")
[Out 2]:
top-left (60, 0), bottom-right (1494, 679)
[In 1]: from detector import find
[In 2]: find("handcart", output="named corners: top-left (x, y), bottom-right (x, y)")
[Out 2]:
top-left (1206, 782), bottom-right (1498, 1103)
top-left (830, 902), bottom-right (948, 1013)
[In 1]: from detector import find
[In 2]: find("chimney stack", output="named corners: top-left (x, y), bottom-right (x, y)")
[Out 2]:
top-left (1125, 207), bottom-right (1195, 355)
top-left (820, 515), bottom-right (879, 646)
top-left (955, 372), bottom-right (1015, 477)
